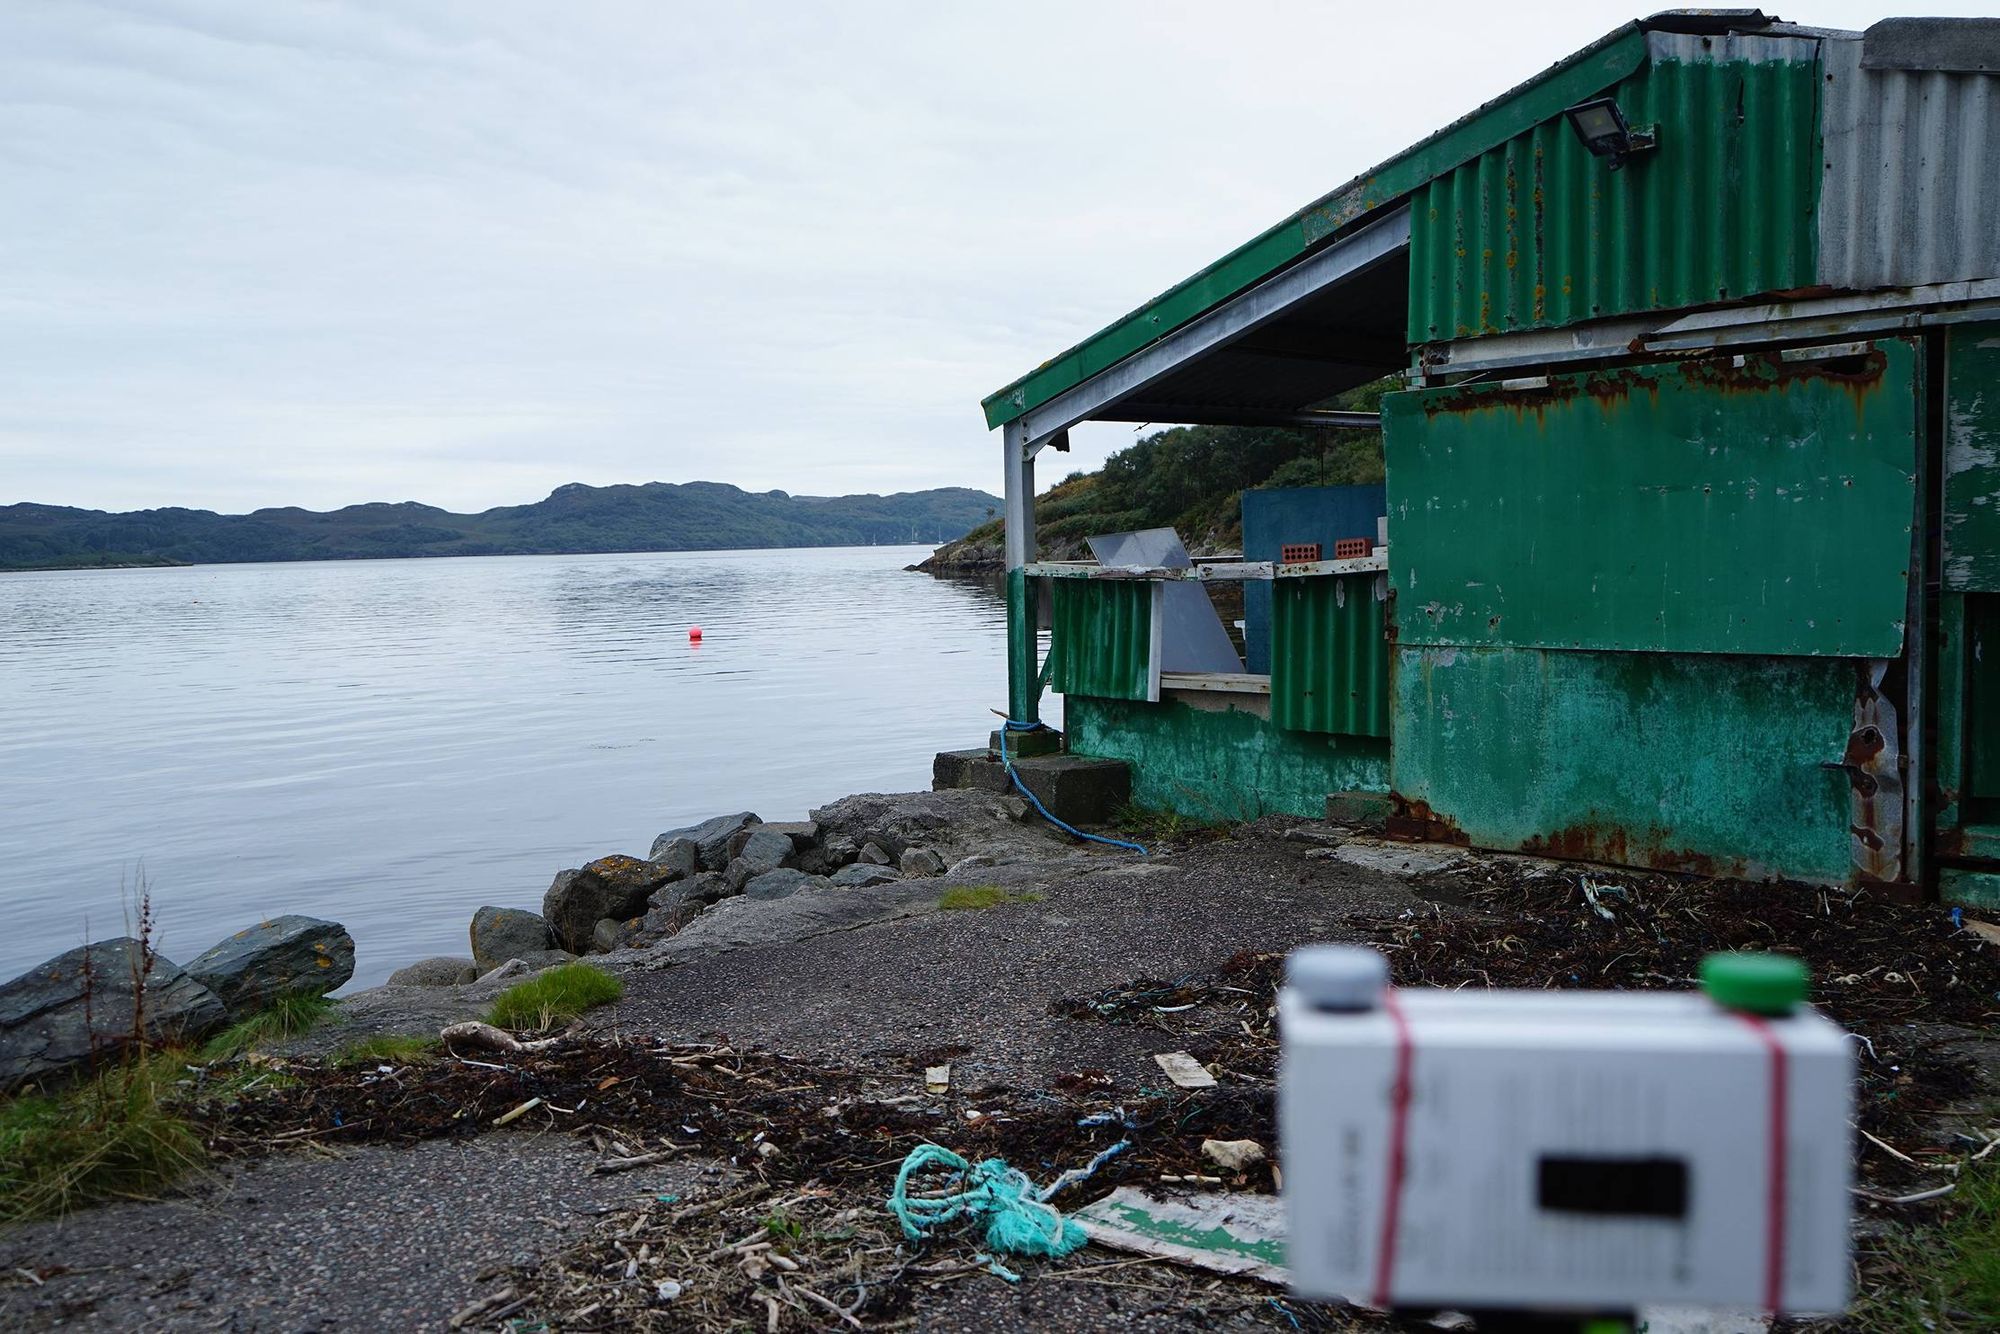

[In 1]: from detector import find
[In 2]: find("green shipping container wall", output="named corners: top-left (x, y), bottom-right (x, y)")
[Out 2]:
top-left (1391, 646), bottom-right (1857, 882)
top-left (1270, 573), bottom-right (1390, 737)
top-left (1046, 580), bottom-right (1154, 702)
top-left (1384, 339), bottom-right (1919, 658)
top-left (1408, 33), bottom-right (1820, 344)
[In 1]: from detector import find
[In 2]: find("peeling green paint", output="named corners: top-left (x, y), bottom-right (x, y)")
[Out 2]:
top-left (1066, 695), bottom-right (1387, 821)
top-left (1944, 323), bottom-right (2000, 593)
top-left (1390, 646), bottom-right (1855, 882)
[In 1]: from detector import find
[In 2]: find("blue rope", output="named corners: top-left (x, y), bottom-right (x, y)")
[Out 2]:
top-left (999, 719), bottom-right (1149, 855)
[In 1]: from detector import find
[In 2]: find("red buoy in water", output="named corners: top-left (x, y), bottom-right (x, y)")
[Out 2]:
top-left (689, 626), bottom-right (703, 642)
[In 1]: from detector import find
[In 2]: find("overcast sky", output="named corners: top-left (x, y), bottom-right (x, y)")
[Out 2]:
top-left (2, 1), bottom-right (1985, 514)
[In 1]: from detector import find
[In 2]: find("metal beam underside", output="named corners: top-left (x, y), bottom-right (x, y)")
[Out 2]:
top-left (1018, 207), bottom-right (1411, 454)
top-left (1419, 277), bottom-right (2000, 380)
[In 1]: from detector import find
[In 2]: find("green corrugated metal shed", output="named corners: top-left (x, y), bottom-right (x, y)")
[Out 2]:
top-left (1408, 38), bottom-right (1821, 342)
top-left (1046, 580), bottom-right (1153, 701)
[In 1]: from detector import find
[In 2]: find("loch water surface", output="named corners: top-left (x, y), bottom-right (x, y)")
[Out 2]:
top-left (0, 547), bottom-right (1041, 986)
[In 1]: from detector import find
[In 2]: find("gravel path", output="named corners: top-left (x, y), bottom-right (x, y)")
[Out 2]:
top-left (0, 1134), bottom-right (702, 1331)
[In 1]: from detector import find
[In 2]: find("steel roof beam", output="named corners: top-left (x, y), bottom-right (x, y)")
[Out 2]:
top-left (1016, 207), bottom-right (1411, 456)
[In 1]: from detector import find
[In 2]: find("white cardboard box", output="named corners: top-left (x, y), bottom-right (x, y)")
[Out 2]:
top-left (1279, 980), bottom-right (1852, 1314)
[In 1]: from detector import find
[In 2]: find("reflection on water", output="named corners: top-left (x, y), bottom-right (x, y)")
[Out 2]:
top-left (0, 548), bottom-right (1047, 985)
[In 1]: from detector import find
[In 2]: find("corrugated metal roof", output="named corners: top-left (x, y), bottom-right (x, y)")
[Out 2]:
top-left (1819, 30), bottom-right (2000, 291)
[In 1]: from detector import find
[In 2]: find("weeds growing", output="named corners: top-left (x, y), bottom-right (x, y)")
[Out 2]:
top-left (937, 885), bottom-right (1043, 911)
top-left (1853, 1158), bottom-right (2000, 1332)
top-left (0, 1056), bottom-right (203, 1223)
top-left (199, 993), bottom-right (333, 1060)
top-left (485, 963), bottom-right (624, 1031)
top-left (330, 1035), bottom-right (440, 1068)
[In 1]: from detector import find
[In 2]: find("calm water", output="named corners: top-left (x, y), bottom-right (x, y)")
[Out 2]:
top-left (0, 548), bottom-right (1045, 986)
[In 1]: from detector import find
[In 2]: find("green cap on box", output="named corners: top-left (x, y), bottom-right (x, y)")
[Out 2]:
top-left (1701, 952), bottom-right (1809, 1015)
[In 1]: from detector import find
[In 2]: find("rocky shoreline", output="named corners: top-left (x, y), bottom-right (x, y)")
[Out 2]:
top-left (5, 787), bottom-right (2000, 1331)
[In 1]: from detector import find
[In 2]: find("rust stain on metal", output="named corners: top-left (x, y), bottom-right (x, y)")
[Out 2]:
top-left (1678, 347), bottom-right (1889, 395)
top-left (1517, 822), bottom-right (1726, 878)
top-left (1383, 796), bottom-right (1471, 846)
top-left (1837, 659), bottom-right (1906, 886)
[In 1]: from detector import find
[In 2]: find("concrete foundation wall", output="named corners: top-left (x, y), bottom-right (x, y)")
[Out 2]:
top-left (1064, 691), bottom-right (1388, 822)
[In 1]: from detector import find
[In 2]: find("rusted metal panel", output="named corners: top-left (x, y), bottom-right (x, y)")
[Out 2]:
top-left (1383, 340), bottom-right (1920, 658)
top-left (1944, 323), bottom-right (2000, 592)
top-left (1834, 660), bottom-right (1906, 883)
top-left (1409, 33), bottom-right (1821, 344)
top-left (1270, 573), bottom-right (1390, 737)
top-left (1819, 33), bottom-right (2000, 293)
top-left (1046, 579), bottom-right (1154, 702)
top-left (1388, 645), bottom-right (1857, 885)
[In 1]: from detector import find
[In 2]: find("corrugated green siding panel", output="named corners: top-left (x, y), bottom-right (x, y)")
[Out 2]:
top-left (1067, 695), bottom-right (1388, 821)
top-left (1409, 51), bottom-right (1820, 343)
top-left (1047, 580), bottom-right (1151, 701)
top-left (1390, 646), bottom-right (1854, 883)
top-left (1945, 323), bottom-right (2000, 592)
top-left (1383, 340), bottom-right (1918, 657)
top-left (1271, 574), bottom-right (1389, 736)
top-left (1970, 596), bottom-right (2000, 802)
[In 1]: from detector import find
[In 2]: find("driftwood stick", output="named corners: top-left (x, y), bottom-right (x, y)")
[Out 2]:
top-left (440, 1021), bottom-right (568, 1054)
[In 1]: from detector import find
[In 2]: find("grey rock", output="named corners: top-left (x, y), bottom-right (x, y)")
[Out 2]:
top-left (758, 820), bottom-right (820, 849)
top-left (858, 842), bottom-right (892, 866)
top-left (651, 838), bottom-right (701, 882)
top-left (0, 939), bottom-right (227, 1091)
top-left (386, 956), bottom-right (479, 988)
top-left (728, 827), bottom-right (795, 870)
top-left (812, 789), bottom-right (1071, 864)
top-left (470, 906), bottom-right (555, 975)
top-left (660, 871), bottom-right (733, 909)
top-left (542, 855), bottom-right (674, 953)
top-left (899, 847), bottom-right (946, 878)
top-left (829, 863), bottom-right (902, 888)
top-left (592, 917), bottom-right (640, 953)
top-left (650, 812), bottom-right (761, 871)
top-left (743, 868), bottom-right (828, 901)
top-left (471, 958), bottom-right (530, 987)
top-left (823, 834), bottom-right (860, 867)
top-left (791, 845), bottom-right (832, 876)
top-left (472, 949), bottom-right (575, 987)
top-left (629, 891), bottom-right (704, 947)
top-left (187, 915), bottom-right (356, 1018)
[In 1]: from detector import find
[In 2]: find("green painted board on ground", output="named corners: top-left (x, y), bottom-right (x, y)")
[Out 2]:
top-left (1383, 340), bottom-right (1919, 658)
top-left (1390, 645), bottom-right (1855, 884)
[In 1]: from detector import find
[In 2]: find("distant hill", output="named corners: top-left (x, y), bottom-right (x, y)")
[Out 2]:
top-left (0, 481), bottom-right (1003, 571)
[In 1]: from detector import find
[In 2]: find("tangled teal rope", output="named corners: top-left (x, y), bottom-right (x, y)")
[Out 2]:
top-left (886, 1144), bottom-right (1088, 1262)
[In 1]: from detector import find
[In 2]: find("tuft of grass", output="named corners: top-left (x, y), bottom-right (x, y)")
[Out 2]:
top-left (485, 963), bottom-right (624, 1032)
top-left (938, 885), bottom-right (1043, 911)
top-left (330, 1034), bottom-right (439, 1068)
top-left (1112, 802), bottom-right (1232, 844)
top-left (0, 1056), bottom-right (204, 1222)
top-left (1853, 1159), bottom-right (2000, 1332)
top-left (198, 993), bottom-right (334, 1060)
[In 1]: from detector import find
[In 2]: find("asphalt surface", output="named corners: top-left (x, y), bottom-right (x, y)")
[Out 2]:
top-left (0, 1134), bottom-right (701, 1331)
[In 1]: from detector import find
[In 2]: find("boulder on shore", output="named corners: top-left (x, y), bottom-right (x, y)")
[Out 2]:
top-left (387, 956), bottom-right (480, 988)
top-left (649, 812), bottom-right (760, 871)
top-left (650, 837), bottom-right (701, 882)
top-left (543, 856), bottom-right (677, 953)
top-left (743, 868), bottom-right (830, 901)
top-left (829, 863), bottom-right (901, 888)
top-left (471, 906), bottom-right (555, 974)
top-left (0, 939), bottom-right (227, 1091)
top-left (899, 847), bottom-right (946, 877)
top-left (187, 915), bottom-right (356, 1019)
top-left (728, 826), bottom-right (795, 871)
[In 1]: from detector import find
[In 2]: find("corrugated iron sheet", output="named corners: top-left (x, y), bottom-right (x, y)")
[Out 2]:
top-left (1047, 580), bottom-right (1153, 702)
top-left (1409, 33), bottom-right (1820, 344)
top-left (1270, 573), bottom-right (1389, 737)
top-left (1820, 37), bottom-right (2000, 292)
top-left (1382, 339), bottom-right (1919, 658)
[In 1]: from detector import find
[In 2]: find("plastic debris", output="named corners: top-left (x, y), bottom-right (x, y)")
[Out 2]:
top-left (1200, 1138), bottom-right (1267, 1172)
top-left (1153, 1051), bottom-right (1216, 1088)
top-left (885, 1143), bottom-right (1087, 1266)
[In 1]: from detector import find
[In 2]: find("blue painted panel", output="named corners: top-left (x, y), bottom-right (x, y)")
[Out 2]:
top-left (1241, 485), bottom-right (1386, 673)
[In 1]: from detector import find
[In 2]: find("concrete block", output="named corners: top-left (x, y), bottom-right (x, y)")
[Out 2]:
top-left (932, 748), bottom-right (1012, 794)
top-left (1324, 791), bottom-right (1395, 829)
top-left (988, 727), bottom-right (1063, 758)
top-left (1009, 754), bottom-right (1130, 827)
